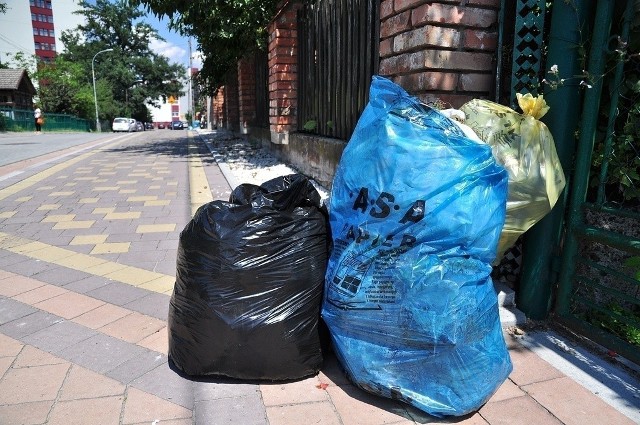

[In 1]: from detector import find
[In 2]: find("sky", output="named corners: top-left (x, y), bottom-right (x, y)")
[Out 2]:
top-left (147, 14), bottom-right (203, 70)
top-left (80, 0), bottom-right (202, 70)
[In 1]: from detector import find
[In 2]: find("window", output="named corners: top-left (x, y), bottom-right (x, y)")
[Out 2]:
top-left (49, 29), bottom-right (55, 37)
top-left (50, 44), bottom-right (56, 52)
top-left (40, 28), bottom-right (47, 36)
top-left (47, 16), bottom-right (53, 23)
top-left (30, 1), bottom-right (35, 6)
top-left (45, 1), bottom-right (52, 9)
top-left (34, 42), bottom-right (41, 50)
top-left (31, 13), bottom-right (36, 21)
top-left (172, 111), bottom-right (179, 117)
top-left (33, 28), bottom-right (38, 35)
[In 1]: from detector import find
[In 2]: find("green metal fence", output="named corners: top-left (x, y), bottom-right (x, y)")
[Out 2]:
top-left (554, 0), bottom-right (640, 364)
top-left (504, 0), bottom-right (639, 364)
top-left (0, 107), bottom-right (91, 132)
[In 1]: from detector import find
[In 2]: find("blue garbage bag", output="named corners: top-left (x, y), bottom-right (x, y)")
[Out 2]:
top-left (321, 76), bottom-right (513, 417)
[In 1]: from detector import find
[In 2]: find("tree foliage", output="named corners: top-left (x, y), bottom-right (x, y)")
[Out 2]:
top-left (53, 0), bottom-right (186, 122)
top-left (38, 55), bottom-right (110, 118)
top-left (133, 0), bottom-right (281, 92)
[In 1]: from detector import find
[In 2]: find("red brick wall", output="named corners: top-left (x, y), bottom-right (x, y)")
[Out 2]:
top-left (237, 56), bottom-right (257, 134)
top-left (266, 2), bottom-right (301, 143)
top-left (378, 0), bottom-right (500, 108)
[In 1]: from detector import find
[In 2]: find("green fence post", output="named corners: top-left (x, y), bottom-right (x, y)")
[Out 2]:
top-left (517, 0), bottom-right (594, 319)
top-left (555, 0), bottom-right (617, 317)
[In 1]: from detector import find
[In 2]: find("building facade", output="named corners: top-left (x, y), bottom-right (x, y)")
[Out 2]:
top-left (0, 0), bottom-right (84, 65)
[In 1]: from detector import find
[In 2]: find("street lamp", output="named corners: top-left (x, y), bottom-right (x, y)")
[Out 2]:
top-left (92, 48), bottom-right (113, 132)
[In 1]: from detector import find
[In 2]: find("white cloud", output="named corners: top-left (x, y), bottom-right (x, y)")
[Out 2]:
top-left (150, 37), bottom-right (186, 64)
top-left (191, 50), bottom-right (203, 69)
top-left (150, 36), bottom-right (202, 70)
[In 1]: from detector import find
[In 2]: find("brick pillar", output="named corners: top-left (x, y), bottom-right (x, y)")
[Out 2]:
top-left (267, 2), bottom-right (300, 144)
top-left (378, 0), bottom-right (500, 108)
top-left (237, 56), bottom-right (256, 134)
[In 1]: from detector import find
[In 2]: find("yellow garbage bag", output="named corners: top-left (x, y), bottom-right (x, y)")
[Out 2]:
top-left (460, 94), bottom-right (566, 260)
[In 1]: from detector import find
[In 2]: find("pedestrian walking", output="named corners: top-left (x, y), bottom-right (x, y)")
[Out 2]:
top-left (34, 106), bottom-right (43, 134)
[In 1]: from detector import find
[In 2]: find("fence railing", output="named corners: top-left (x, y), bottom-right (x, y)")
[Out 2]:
top-left (554, 0), bottom-right (640, 364)
top-left (0, 107), bottom-right (91, 132)
top-left (254, 50), bottom-right (269, 128)
top-left (297, 0), bottom-right (380, 140)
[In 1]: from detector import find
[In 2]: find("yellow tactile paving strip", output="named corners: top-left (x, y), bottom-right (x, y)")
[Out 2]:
top-left (0, 151), bottom-right (95, 202)
top-left (188, 136), bottom-right (214, 216)
top-left (0, 135), bottom-right (218, 424)
top-left (0, 133), bottom-right (211, 296)
top-left (0, 231), bottom-right (175, 294)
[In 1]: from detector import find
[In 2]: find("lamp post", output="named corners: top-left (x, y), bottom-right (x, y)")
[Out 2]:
top-left (92, 48), bottom-right (113, 132)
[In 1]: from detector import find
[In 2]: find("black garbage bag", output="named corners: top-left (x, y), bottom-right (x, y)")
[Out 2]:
top-left (168, 174), bottom-right (329, 380)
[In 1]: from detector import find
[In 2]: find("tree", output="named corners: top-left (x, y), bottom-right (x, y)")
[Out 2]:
top-left (58, 0), bottom-right (186, 122)
top-left (133, 0), bottom-right (280, 92)
top-left (36, 55), bottom-right (102, 117)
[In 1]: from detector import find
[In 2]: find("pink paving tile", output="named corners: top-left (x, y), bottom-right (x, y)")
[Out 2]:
top-left (99, 312), bottom-right (166, 343)
top-left (34, 291), bottom-right (105, 319)
top-left (0, 334), bottom-right (23, 357)
top-left (12, 345), bottom-right (67, 368)
top-left (0, 274), bottom-right (45, 297)
top-left (0, 400), bottom-right (54, 425)
top-left (121, 387), bottom-right (192, 424)
top-left (0, 363), bottom-right (70, 405)
top-left (325, 383), bottom-right (416, 425)
top-left (47, 396), bottom-right (124, 425)
top-left (486, 378), bottom-right (527, 403)
top-left (507, 344), bottom-right (565, 386)
top-left (261, 376), bottom-right (329, 406)
top-left (266, 401), bottom-right (342, 425)
top-left (12, 284), bottom-right (68, 305)
top-left (523, 376), bottom-right (636, 425)
top-left (58, 365), bottom-right (125, 401)
top-left (137, 326), bottom-right (168, 353)
top-left (0, 357), bottom-right (13, 377)
top-left (478, 395), bottom-right (563, 425)
top-left (72, 303), bottom-right (131, 329)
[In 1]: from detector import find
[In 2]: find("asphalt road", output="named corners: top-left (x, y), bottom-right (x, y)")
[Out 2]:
top-left (0, 128), bottom-right (189, 170)
top-left (0, 131), bottom-right (124, 167)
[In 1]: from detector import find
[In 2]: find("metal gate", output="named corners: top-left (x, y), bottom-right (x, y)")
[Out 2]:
top-left (501, 0), bottom-right (640, 363)
top-left (552, 0), bottom-right (639, 364)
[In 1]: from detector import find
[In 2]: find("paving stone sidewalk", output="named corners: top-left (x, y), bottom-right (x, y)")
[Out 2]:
top-left (0, 130), bottom-right (636, 425)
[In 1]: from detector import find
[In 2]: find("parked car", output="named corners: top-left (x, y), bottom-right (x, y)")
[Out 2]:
top-left (144, 122), bottom-right (154, 130)
top-left (112, 117), bottom-right (136, 132)
top-left (170, 121), bottom-right (184, 130)
top-left (157, 123), bottom-right (166, 129)
top-left (135, 121), bottom-right (144, 131)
